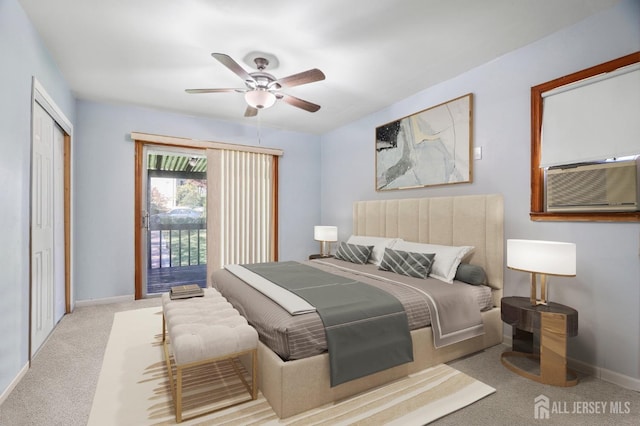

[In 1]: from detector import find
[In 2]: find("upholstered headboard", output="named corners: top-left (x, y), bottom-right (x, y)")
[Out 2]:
top-left (353, 194), bottom-right (504, 306)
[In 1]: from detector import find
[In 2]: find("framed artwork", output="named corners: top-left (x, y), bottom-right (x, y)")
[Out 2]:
top-left (375, 93), bottom-right (473, 191)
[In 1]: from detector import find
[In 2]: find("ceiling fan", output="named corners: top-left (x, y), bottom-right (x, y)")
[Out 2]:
top-left (186, 53), bottom-right (325, 117)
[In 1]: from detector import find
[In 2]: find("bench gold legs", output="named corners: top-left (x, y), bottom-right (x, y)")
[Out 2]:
top-left (162, 314), bottom-right (258, 423)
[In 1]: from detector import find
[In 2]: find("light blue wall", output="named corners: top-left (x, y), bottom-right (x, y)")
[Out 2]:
top-left (0, 0), bottom-right (76, 397)
top-left (320, 0), bottom-right (640, 384)
top-left (74, 100), bottom-right (321, 300)
top-left (2, 0), bottom-right (639, 400)
top-left (1, 0), bottom-right (320, 397)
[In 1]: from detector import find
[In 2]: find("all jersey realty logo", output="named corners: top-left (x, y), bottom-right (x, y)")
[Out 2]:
top-left (534, 395), bottom-right (550, 419)
top-left (534, 394), bottom-right (631, 420)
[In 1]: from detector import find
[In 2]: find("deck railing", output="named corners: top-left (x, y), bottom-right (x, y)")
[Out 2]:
top-left (148, 221), bottom-right (206, 269)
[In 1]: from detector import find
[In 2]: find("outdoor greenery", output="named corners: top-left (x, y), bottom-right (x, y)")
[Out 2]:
top-left (176, 180), bottom-right (206, 208)
top-left (150, 179), bottom-right (206, 215)
top-left (149, 177), bottom-right (207, 268)
top-left (150, 187), bottom-right (169, 215)
top-left (161, 229), bottom-right (207, 267)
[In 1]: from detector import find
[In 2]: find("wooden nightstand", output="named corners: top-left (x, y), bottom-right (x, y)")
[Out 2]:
top-left (308, 254), bottom-right (334, 260)
top-left (500, 296), bottom-right (578, 387)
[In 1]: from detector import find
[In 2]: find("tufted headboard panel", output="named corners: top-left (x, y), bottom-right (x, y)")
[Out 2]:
top-left (353, 194), bottom-right (504, 306)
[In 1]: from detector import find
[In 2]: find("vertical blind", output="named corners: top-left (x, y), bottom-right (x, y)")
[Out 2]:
top-left (207, 148), bottom-right (277, 271)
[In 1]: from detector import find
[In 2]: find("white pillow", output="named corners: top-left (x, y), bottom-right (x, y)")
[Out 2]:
top-left (346, 235), bottom-right (402, 266)
top-left (393, 241), bottom-right (474, 283)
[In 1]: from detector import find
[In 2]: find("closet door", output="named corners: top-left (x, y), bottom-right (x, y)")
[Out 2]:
top-left (31, 102), bottom-right (56, 355)
top-left (53, 122), bottom-right (65, 323)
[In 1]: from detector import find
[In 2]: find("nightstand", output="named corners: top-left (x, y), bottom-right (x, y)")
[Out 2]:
top-left (500, 296), bottom-right (578, 387)
top-left (308, 254), bottom-right (333, 260)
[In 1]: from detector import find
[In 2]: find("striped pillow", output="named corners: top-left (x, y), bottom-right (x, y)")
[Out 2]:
top-left (334, 241), bottom-right (373, 264)
top-left (378, 248), bottom-right (435, 279)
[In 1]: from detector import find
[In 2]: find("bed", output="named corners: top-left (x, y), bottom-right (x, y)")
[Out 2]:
top-left (210, 194), bottom-right (504, 418)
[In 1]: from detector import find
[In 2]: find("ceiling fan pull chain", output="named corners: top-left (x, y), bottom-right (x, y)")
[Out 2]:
top-left (257, 114), bottom-right (262, 145)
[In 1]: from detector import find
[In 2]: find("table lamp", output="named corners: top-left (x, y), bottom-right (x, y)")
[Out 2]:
top-left (314, 226), bottom-right (338, 257)
top-left (507, 239), bottom-right (576, 306)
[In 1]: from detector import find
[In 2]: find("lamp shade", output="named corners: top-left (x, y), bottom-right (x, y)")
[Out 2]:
top-left (314, 226), bottom-right (338, 242)
top-left (245, 89), bottom-right (276, 109)
top-left (507, 239), bottom-right (576, 276)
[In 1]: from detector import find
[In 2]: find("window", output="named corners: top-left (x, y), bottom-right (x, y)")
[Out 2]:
top-left (530, 52), bottom-right (640, 222)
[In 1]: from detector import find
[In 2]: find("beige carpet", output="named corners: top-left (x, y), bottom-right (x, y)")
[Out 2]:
top-left (88, 307), bottom-right (495, 425)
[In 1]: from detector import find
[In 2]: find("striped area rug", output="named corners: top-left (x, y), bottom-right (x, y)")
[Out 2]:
top-left (88, 307), bottom-right (495, 425)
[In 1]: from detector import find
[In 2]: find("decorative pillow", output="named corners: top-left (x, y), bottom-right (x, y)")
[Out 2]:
top-left (334, 241), bottom-right (374, 265)
top-left (393, 241), bottom-right (474, 283)
top-left (454, 263), bottom-right (487, 286)
top-left (378, 248), bottom-right (435, 279)
top-left (347, 235), bottom-right (402, 266)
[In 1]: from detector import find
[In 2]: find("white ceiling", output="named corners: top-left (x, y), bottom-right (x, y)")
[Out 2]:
top-left (19, 0), bottom-right (618, 135)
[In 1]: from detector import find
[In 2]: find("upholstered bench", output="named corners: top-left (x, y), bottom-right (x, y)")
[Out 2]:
top-left (161, 288), bottom-right (258, 423)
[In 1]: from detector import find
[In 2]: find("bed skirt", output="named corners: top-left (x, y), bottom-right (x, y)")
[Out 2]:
top-left (256, 307), bottom-right (502, 419)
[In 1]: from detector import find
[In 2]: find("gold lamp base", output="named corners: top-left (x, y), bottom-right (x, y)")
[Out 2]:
top-left (530, 272), bottom-right (549, 306)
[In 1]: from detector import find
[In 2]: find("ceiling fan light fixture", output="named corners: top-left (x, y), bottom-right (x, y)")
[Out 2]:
top-left (245, 89), bottom-right (276, 109)
top-left (188, 53), bottom-right (324, 114)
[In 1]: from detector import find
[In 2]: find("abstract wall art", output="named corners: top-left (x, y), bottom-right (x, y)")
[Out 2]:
top-left (376, 93), bottom-right (473, 191)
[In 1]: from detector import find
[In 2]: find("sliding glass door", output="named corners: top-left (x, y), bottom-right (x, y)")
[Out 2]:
top-left (133, 133), bottom-right (281, 299)
top-left (142, 146), bottom-right (207, 296)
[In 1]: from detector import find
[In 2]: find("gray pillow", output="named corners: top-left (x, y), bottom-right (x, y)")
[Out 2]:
top-left (378, 248), bottom-right (435, 279)
top-left (454, 263), bottom-right (487, 285)
top-left (334, 241), bottom-right (373, 264)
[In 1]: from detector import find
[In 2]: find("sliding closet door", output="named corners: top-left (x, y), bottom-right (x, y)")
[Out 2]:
top-left (31, 103), bottom-right (66, 355)
top-left (31, 79), bottom-right (73, 358)
top-left (52, 122), bottom-right (66, 323)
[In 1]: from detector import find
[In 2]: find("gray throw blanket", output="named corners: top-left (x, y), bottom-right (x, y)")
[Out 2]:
top-left (242, 261), bottom-right (414, 386)
top-left (313, 259), bottom-right (486, 348)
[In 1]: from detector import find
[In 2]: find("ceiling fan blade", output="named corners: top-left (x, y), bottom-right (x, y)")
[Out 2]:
top-left (244, 106), bottom-right (258, 117)
top-left (211, 53), bottom-right (255, 83)
top-left (272, 68), bottom-right (325, 89)
top-left (281, 94), bottom-right (321, 113)
top-left (185, 88), bottom-right (239, 94)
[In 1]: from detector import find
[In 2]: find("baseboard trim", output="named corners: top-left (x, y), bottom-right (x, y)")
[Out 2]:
top-left (0, 362), bottom-right (29, 406)
top-left (570, 357), bottom-right (640, 392)
top-left (600, 368), bottom-right (640, 392)
top-left (75, 294), bottom-right (134, 307)
top-left (502, 334), bottom-right (640, 391)
top-left (2, 294), bottom-right (138, 404)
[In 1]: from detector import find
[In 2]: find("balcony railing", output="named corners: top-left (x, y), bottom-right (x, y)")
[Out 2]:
top-left (148, 220), bottom-right (206, 269)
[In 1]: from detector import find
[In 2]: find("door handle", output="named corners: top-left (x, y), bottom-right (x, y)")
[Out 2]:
top-left (142, 211), bottom-right (150, 229)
